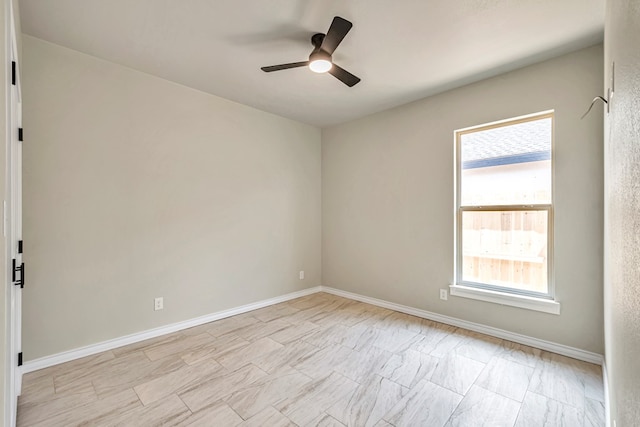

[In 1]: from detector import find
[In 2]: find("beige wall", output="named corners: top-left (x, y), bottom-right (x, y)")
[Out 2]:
top-left (22, 36), bottom-right (321, 360)
top-left (603, 0), bottom-right (640, 424)
top-left (323, 45), bottom-right (604, 353)
top-left (21, 35), bottom-right (605, 364)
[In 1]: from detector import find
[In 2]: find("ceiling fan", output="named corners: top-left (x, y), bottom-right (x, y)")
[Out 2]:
top-left (261, 16), bottom-right (361, 87)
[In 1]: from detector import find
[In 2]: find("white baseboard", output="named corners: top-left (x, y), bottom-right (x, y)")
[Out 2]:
top-left (22, 286), bottom-right (322, 374)
top-left (602, 359), bottom-right (611, 427)
top-left (320, 286), bottom-right (604, 365)
top-left (23, 284), bottom-right (603, 375)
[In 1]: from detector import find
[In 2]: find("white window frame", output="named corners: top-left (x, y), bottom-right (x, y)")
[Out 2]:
top-left (452, 111), bottom-right (560, 315)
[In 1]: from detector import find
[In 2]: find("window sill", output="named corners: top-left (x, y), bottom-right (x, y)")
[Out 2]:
top-left (449, 284), bottom-right (560, 315)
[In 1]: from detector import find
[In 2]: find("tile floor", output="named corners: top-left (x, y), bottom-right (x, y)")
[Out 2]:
top-left (17, 292), bottom-right (605, 426)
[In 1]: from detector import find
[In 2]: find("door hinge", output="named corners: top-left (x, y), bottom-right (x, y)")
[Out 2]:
top-left (12, 258), bottom-right (23, 288)
top-left (18, 352), bottom-right (22, 367)
top-left (18, 240), bottom-right (23, 254)
top-left (11, 61), bottom-right (15, 85)
top-left (18, 128), bottom-right (23, 142)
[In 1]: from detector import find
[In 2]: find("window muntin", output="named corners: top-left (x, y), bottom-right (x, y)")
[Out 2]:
top-left (456, 113), bottom-right (553, 298)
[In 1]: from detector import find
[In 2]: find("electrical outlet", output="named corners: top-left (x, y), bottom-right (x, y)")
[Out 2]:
top-left (299, 271), bottom-right (305, 280)
top-left (440, 289), bottom-right (448, 301)
top-left (154, 297), bottom-right (164, 311)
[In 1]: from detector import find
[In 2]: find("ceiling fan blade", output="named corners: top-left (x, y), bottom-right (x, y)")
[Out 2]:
top-left (261, 61), bottom-right (309, 72)
top-left (328, 64), bottom-right (360, 87)
top-left (320, 16), bottom-right (352, 55)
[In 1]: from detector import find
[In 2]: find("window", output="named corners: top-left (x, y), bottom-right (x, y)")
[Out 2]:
top-left (454, 112), bottom-right (555, 307)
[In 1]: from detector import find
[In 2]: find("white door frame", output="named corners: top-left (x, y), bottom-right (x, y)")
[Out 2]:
top-left (5, 0), bottom-right (22, 425)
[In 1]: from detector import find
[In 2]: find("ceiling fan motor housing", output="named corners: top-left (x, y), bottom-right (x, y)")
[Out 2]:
top-left (311, 33), bottom-right (325, 49)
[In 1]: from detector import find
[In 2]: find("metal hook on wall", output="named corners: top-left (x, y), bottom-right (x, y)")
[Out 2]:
top-left (580, 95), bottom-right (609, 120)
top-left (581, 62), bottom-right (615, 120)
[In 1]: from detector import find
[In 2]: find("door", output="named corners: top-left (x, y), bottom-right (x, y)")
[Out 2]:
top-left (7, 4), bottom-right (23, 425)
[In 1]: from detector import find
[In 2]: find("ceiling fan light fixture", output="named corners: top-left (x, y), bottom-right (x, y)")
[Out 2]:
top-left (309, 50), bottom-right (332, 73)
top-left (261, 16), bottom-right (360, 86)
top-left (309, 59), bottom-right (332, 73)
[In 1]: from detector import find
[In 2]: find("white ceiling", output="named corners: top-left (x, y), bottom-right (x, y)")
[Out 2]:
top-left (19, 0), bottom-right (604, 127)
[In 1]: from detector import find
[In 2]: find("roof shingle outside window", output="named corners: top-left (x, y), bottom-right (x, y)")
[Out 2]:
top-left (461, 117), bottom-right (552, 169)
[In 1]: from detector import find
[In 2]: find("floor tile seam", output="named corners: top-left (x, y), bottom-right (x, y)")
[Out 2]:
top-left (131, 383), bottom-right (147, 407)
top-left (441, 389), bottom-right (466, 427)
top-left (448, 383), bottom-right (523, 426)
top-left (415, 330), bottom-right (450, 347)
top-left (51, 373), bottom-right (64, 395)
top-left (204, 331), bottom-right (247, 347)
top-left (216, 364), bottom-right (272, 403)
top-left (526, 366), bottom-right (589, 403)
top-left (107, 347), bottom-right (146, 361)
top-left (244, 362), bottom-right (274, 381)
top-left (268, 404), bottom-right (298, 426)
top-left (499, 358), bottom-right (540, 370)
top-left (175, 387), bottom-right (201, 413)
top-left (431, 378), bottom-right (467, 398)
top-left (279, 364), bottom-right (315, 384)
top-left (225, 400), bottom-right (246, 422)
top-left (197, 328), bottom-right (225, 340)
top-left (585, 394), bottom-right (606, 404)
top-left (221, 352), bottom-right (287, 373)
top-left (131, 359), bottom-right (216, 406)
top-left (340, 361), bottom-right (392, 387)
top-left (512, 396), bottom-right (526, 427)
top-left (168, 365), bottom-right (232, 402)
top-left (464, 335), bottom-right (500, 350)
top-left (129, 388), bottom-right (145, 413)
top-left (172, 365), bottom-right (236, 405)
top-left (476, 356), bottom-right (537, 391)
top-left (438, 351), bottom-right (489, 367)
top-left (524, 389), bottom-right (587, 414)
top-left (491, 353), bottom-right (542, 371)
top-left (200, 338), bottom-right (254, 362)
top-left (292, 337), bottom-right (324, 356)
top-left (573, 369), bottom-right (606, 392)
top-left (379, 372), bottom-right (420, 391)
top-left (15, 384), bottom-right (96, 417)
top-left (585, 396), bottom-right (606, 406)
top-left (51, 374), bottom-right (97, 400)
top-left (321, 411), bottom-right (346, 427)
top-left (173, 393), bottom-right (198, 421)
top-left (87, 379), bottom-right (101, 402)
top-left (443, 336), bottom-right (475, 353)
top-left (69, 362), bottom-right (157, 396)
top-left (539, 360), bottom-right (595, 379)
top-left (473, 382), bottom-right (525, 405)
top-left (50, 362), bottom-right (104, 390)
top-left (210, 316), bottom-right (262, 334)
top-left (426, 376), bottom-right (468, 398)
top-left (380, 380), bottom-right (463, 426)
top-left (450, 350), bottom-right (500, 366)
top-left (141, 347), bottom-right (157, 362)
top-left (27, 383), bottom-right (113, 426)
top-left (259, 334), bottom-right (296, 348)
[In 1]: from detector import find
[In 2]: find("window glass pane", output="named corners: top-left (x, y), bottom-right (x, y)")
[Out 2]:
top-left (461, 210), bottom-right (548, 294)
top-left (460, 117), bottom-right (552, 206)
